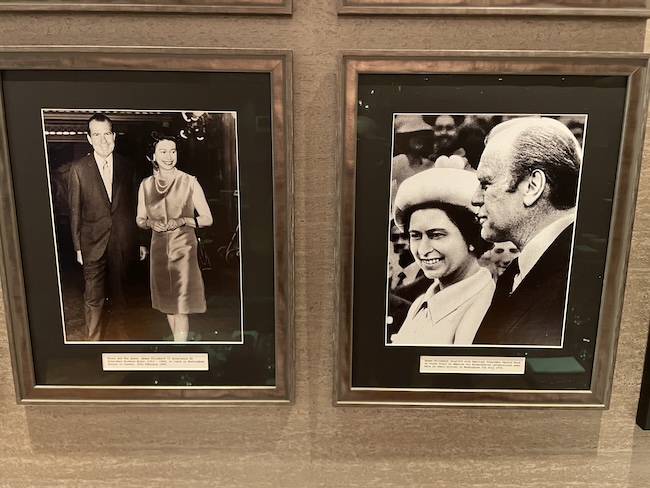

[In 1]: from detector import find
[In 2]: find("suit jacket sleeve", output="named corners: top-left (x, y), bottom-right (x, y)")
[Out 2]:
top-left (68, 162), bottom-right (82, 252)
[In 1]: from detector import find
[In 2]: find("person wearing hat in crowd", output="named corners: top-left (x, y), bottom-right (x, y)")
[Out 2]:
top-left (388, 114), bottom-right (436, 309)
top-left (391, 114), bottom-right (435, 203)
top-left (390, 168), bottom-right (495, 345)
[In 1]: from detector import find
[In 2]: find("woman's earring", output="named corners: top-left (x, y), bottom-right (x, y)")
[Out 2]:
top-left (468, 245), bottom-right (475, 252)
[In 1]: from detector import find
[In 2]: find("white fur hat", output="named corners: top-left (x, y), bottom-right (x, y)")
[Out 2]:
top-left (393, 168), bottom-right (479, 231)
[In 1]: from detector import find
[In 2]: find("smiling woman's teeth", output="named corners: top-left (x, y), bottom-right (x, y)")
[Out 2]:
top-left (421, 258), bottom-right (442, 265)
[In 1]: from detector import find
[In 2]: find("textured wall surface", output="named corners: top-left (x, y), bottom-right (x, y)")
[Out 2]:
top-left (1, 7), bottom-right (650, 487)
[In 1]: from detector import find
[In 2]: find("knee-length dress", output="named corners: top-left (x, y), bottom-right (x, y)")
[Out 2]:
top-left (139, 170), bottom-right (206, 315)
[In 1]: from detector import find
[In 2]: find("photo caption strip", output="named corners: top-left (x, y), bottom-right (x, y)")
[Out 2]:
top-left (102, 353), bottom-right (209, 371)
top-left (420, 356), bottom-right (525, 374)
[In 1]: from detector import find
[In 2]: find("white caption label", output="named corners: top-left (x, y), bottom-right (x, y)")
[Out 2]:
top-left (419, 356), bottom-right (525, 375)
top-left (102, 353), bottom-right (209, 371)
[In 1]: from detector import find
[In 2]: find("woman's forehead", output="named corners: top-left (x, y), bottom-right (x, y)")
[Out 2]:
top-left (156, 140), bottom-right (177, 150)
top-left (410, 207), bottom-right (454, 229)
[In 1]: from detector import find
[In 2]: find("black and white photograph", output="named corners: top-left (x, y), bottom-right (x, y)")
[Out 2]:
top-left (43, 109), bottom-right (243, 345)
top-left (386, 113), bottom-right (586, 348)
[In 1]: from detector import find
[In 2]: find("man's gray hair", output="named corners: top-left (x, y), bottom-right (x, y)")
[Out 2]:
top-left (486, 117), bottom-right (582, 210)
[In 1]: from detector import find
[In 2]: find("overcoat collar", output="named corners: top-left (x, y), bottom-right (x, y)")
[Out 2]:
top-left (417, 267), bottom-right (493, 325)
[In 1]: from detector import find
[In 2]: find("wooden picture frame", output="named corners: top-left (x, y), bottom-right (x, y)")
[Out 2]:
top-left (0, 0), bottom-right (291, 14)
top-left (337, 0), bottom-right (649, 17)
top-left (0, 46), bottom-right (294, 404)
top-left (336, 50), bottom-right (649, 407)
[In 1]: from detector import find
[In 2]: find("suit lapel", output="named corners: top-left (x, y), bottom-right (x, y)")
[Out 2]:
top-left (111, 155), bottom-right (123, 212)
top-left (85, 154), bottom-right (111, 206)
top-left (493, 257), bottom-right (518, 301)
top-left (497, 225), bottom-right (574, 335)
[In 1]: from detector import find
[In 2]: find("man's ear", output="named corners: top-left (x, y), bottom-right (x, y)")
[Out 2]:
top-left (522, 169), bottom-right (546, 207)
top-left (86, 133), bottom-right (92, 145)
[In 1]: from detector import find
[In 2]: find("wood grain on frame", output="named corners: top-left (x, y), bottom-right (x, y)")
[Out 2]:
top-left (338, 0), bottom-right (649, 17)
top-left (0, 0), bottom-right (291, 14)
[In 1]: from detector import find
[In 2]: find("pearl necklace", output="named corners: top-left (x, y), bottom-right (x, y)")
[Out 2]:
top-left (154, 168), bottom-right (177, 194)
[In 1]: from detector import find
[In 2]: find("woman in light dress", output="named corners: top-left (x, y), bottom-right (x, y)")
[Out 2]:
top-left (136, 133), bottom-right (213, 342)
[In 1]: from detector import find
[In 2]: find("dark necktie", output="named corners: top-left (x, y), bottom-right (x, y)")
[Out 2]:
top-left (395, 271), bottom-right (407, 288)
top-left (497, 258), bottom-right (520, 298)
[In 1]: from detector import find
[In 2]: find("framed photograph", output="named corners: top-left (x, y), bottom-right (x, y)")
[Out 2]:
top-left (336, 51), bottom-right (648, 407)
top-left (0, 0), bottom-right (291, 14)
top-left (0, 46), bottom-right (293, 404)
top-left (337, 0), bottom-right (649, 17)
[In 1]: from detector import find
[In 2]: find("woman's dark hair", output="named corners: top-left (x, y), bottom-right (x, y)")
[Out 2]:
top-left (148, 131), bottom-right (179, 169)
top-left (404, 201), bottom-right (491, 258)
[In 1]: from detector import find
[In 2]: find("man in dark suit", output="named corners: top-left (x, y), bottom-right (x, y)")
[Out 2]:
top-left (68, 113), bottom-right (145, 341)
top-left (470, 116), bottom-right (583, 346)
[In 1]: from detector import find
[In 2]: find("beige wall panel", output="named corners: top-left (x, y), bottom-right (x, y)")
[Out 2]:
top-left (0, 7), bottom-right (649, 487)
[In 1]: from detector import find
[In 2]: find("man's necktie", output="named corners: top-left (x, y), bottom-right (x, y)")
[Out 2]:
top-left (101, 160), bottom-right (112, 202)
top-left (395, 271), bottom-right (407, 288)
top-left (498, 258), bottom-right (520, 297)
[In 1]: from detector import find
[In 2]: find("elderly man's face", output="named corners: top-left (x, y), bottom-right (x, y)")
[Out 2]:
top-left (472, 139), bottom-right (525, 244)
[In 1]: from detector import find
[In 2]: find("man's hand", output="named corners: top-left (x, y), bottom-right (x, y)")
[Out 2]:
top-left (76, 250), bottom-right (83, 266)
top-left (139, 246), bottom-right (148, 261)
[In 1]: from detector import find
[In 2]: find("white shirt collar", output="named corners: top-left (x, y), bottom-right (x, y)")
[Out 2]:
top-left (94, 152), bottom-right (114, 167)
top-left (512, 213), bottom-right (574, 291)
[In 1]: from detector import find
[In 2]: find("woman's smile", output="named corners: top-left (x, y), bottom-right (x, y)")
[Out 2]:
top-left (419, 256), bottom-right (443, 267)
